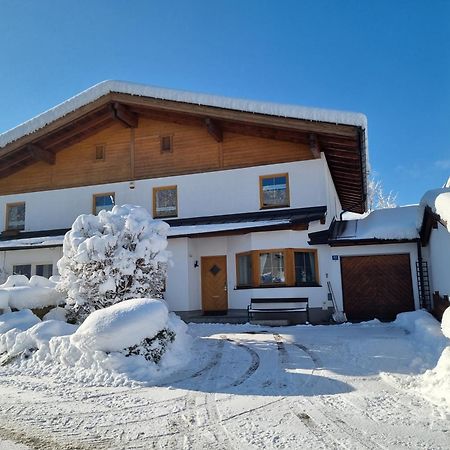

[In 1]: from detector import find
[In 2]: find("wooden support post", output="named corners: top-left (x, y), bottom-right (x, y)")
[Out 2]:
top-left (204, 117), bottom-right (223, 142)
top-left (110, 103), bottom-right (138, 128)
top-left (27, 144), bottom-right (55, 165)
top-left (309, 133), bottom-right (321, 158)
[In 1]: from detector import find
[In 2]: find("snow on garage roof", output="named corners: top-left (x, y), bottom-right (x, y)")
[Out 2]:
top-left (335, 205), bottom-right (421, 241)
top-left (0, 80), bottom-right (367, 149)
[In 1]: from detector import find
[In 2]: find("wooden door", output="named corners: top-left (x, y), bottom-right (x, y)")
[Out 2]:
top-left (341, 254), bottom-right (415, 322)
top-left (201, 255), bottom-right (228, 313)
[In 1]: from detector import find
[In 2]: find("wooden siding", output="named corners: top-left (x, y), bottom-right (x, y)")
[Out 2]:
top-left (0, 118), bottom-right (312, 195)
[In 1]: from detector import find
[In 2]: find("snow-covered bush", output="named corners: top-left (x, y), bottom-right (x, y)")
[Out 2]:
top-left (71, 298), bottom-right (181, 364)
top-left (0, 299), bottom-right (191, 385)
top-left (57, 205), bottom-right (170, 323)
top-left (0, 275), bottom-right (63, 311)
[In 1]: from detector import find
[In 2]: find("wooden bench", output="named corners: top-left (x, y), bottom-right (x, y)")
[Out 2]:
top-left (247, 298), bottom-right (309, 324)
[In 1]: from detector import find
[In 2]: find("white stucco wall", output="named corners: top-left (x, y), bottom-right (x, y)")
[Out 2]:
top-left (0, 247), bottom-right (63, 280)
top-left (0, 159), bottom-right (331, 233)
top-left (427, 223), bottom-right (450, 297)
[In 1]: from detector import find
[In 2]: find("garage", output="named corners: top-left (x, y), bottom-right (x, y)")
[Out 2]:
top-left (341, 254), bottom-right (415, 322)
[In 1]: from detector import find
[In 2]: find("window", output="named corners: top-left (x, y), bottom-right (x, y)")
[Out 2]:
top-left (13, 264), bottom-right (31, 278)
top-left (6, 203), bottom-right (25, 231)
top-left (236, 253), bottom-right (253, 287)
top-left (259, 251), bottom-right (286, 285)
top-left (160, 135), bottom-right (173, 153)
top-left (153, 186), bottom-right (177, 218)
top-left (93, 193), bottom-right (115, 215)
top-left (95, 145), bottom-right (105, 161)
top-left (36, 264), bottom-right (53, 278)
top-left (236, 248), bottom-right (319, 288)
top-left (294, 251), bottom-right (318, 286)
top-left (259, 174), bottom-right (290, 209)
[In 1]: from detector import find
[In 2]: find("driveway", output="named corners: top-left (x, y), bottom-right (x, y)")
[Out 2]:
top-left (0, 322), bottom-right (448, 449)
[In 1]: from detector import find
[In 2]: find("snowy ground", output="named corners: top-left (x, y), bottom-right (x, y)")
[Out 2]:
top-left (0, 320), bottom-right (449, 450)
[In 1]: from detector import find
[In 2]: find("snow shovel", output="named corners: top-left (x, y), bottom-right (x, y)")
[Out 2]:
top-left (327, 281), bottom-right (347, 323)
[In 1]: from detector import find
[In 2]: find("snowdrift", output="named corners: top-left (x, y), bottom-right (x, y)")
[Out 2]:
top-left (394, 309), bottom-right (450, 412)
top-left (0, 299), bottom-right (191, 386)
top-left (418, 308), bottom-right (450, 409)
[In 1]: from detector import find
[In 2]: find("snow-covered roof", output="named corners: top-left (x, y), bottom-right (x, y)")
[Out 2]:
top-left (0, 219), bottom-right (292, 250)
top-left (167, 220), bottom-right (291, 237)
top-left (0, 236), bottom-right (64, 250)
top-left (335, 205), bottom-right (421, 241)
top-left (0, 80), bottom-right (367, 149)
top-left (420, 187), bottom-right (450, 231)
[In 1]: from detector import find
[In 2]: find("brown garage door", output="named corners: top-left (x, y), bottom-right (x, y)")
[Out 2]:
top-left (341, 254), bottom-right (415, 322)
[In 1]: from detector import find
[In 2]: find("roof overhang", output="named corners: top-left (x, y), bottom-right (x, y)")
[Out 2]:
top-left (0, 81), bottom-right (368, 213)
top-left (0, 206), bottom-right (327, 251)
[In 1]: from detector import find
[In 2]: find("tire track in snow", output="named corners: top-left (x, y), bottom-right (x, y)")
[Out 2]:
top-left (222, 337), bottom-right (260, 388)
top-left (272, 334), bottom-right (386, 449)
top-left (157, 338), bottom-right (226, 387)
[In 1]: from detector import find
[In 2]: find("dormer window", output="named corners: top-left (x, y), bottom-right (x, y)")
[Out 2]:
top-left (6, 202), bottom-right (25, 231)
top-left (259, 173), bottom-right (290, 209)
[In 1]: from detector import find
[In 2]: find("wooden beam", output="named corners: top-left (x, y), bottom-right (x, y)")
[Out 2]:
top-left (309, 133), bottom-right (321, 158)
top-left (204, 118), bottom-right (223, 142)
top-left (27, 144), bottom-right (55, 165)
top-left (111, 92), bottom-right (360, 139)
top-left (325, 160), bottom-right (361, 171)
top-left (0, 161), bottom-right (31, 178)
top-left (41, 111), bottom-right (112, 149)
top-left (325, 150), bottom-right (361, 161)
top-left (110, 102), bottom-right (138, 128)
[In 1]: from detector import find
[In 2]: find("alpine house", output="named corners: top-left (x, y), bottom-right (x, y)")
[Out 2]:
top-left (0, 81), bottom-right (425, 323)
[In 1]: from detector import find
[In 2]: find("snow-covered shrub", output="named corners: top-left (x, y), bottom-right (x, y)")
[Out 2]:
top-left (57, 205), bottom-right (170, 323)
top-left (0, 298), bottom-right (190, 385)
top-left (0, 275), bottom-right (63, 311)
top-left (125, 329), bottom-right (176, 363)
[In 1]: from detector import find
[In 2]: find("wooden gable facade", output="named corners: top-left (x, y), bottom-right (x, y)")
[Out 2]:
top-left (0, 88), bottom-right (367, 213)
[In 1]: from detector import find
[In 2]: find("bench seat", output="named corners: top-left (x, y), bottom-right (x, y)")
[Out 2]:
top-left (248, 298), bottom-right (309, 325)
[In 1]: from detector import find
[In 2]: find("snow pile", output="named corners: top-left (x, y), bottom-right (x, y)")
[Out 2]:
top-left (340, 205), bottom-right (420, 240)
top-left (57, 204), bottom-right (169, 322)
top-left (0, 310), bottom-right (41, 334)
top-left (420, 187), bottom-right (450, 231)
top-left (0, 299), bottom-right (191, 386)
top-left (419, 308), bottom-right (450, 409)
top-left (0, 275), bottom-right (63, 310)
top-left (394, 310), bottom-right (449, 360)
top-left (394, 310), bottom-right (450, 411)
top-left (0, 80), bottom-right (367, 150)
top-left (0, 319), bottom-right (76, 359)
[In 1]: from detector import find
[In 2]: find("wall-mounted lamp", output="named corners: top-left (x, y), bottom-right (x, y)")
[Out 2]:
top-left (194, 260), bottom-right (199, 268)
top-left (129, 181), bottom-right (135, 190)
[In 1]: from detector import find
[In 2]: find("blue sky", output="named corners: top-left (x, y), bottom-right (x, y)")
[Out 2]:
top-left (0, 0), bottom-right (449, 205)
